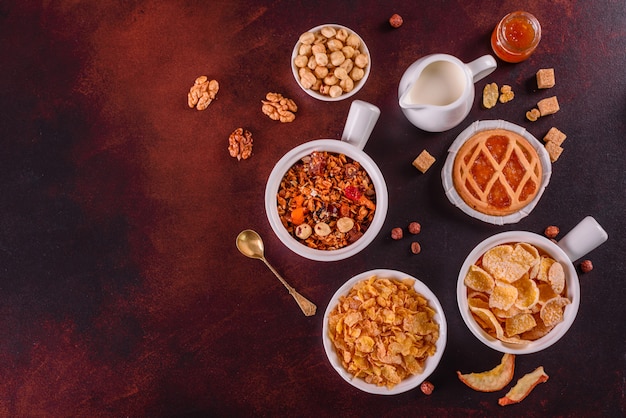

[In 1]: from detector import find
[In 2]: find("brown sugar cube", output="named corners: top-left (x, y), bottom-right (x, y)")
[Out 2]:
top-left (536, 68), bottom-right (555, 89)
top-left (537, 96), bottom-right (560, 116)
top-left (543, 127), bottom-right (567, 146)
top-left (545, 141), bottom-right (564, 162)
top-left (412, 150), bottom-right (436, 173)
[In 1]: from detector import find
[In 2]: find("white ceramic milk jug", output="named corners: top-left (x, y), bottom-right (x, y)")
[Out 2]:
top-left (398, 54), bottom-right (497, 132)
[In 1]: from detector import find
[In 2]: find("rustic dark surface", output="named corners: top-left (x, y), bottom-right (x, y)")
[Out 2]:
top-left (1, 1), bottom-right (625, 416)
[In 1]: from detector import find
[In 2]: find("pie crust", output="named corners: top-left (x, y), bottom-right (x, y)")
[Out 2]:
top-left (453, 129), bottom-right (542, 216)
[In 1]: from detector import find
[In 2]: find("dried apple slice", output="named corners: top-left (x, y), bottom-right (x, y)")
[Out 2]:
top-left (457, 353), bottom-right (515, 392)
top-left (498, 366), bottom-right (549, 406)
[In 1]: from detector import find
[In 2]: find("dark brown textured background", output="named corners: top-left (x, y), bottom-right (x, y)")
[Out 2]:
top-left (1, 0), bottom-right (624, 416)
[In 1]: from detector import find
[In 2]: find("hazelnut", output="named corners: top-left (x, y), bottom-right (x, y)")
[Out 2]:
top-left (391, 227), bottom-right (403, 240)
top-left (580, 259), bottom-right (593, 273)
top-left (314, 222), bottom-right (331, 237)
top-left (544, 225), bottom-right (560, 239)
top-left (389, 13), bottom-right (403, 28)
top-left (408, 222), bottom-right (421, 234)
top-left (295, 224), bottom-right (312, 240)
top-left (420, 381), bottom-right (434, 395)
top-left (410, 242), bottom-right (421, 254)
top-left (336, 217), bottom-right (355, 233)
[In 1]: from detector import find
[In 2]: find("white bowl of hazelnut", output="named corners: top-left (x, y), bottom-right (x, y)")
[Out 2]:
top-left (291, 24), bottom-right (371, 101)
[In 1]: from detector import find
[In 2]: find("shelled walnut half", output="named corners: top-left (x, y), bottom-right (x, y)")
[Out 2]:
top-left (261, 92), bottom-right (298, 123)
top-left (228, 128), bottom-right (253, 161)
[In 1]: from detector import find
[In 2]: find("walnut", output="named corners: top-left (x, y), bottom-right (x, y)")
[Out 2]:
top-left (188, 76), bottom-right (219, 110)
top-left (228, 128), bottom-right (253, 161)
top-left (261, 92), bottom-right (297, 123)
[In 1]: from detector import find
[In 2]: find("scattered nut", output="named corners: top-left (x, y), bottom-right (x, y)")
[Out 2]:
top-left (410, 242), bottom-right (422, 254)
top-left (188, 76), bottom-right (219, 110)
top-left (482, 82), bottom-right (499, 109)
top-left (389, 14), bottom-right (403, 28)
top-left (262, 92), bottom-right (298, 123)
top-left (580, 259), bottom-right (593, 273)
top-left (526, 108), bottom-right (541, 122)
top-left (391, 227), bottom-right (403, 240)
top-left (336, 217), bottom-right (355, 233)
top-left (295, 224), bottom-right (312, 240)
top-left (544, 225), bottom-right (560, 239)
top-left (314, 222), bottom-right (332, 237)
top-left (408, 222), bottom-right (421, 234)
top-left (420, 381), bottom-right (434, 395)
top-left (228, 128), bottom-right (253, 161)
top-left (499, 85), bottom-right (514, 103)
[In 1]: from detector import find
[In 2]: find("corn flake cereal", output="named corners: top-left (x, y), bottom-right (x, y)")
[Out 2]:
top-left (464, 242), bottom-right (571, 344)
top-left (327, 276), bottom-right (440, 389)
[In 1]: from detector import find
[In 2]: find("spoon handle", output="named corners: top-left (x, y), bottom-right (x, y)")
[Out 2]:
top-left (262, 258), bottom-right (317, 316)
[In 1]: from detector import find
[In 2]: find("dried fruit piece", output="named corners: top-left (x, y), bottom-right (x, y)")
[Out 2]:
top-left (498, 366), bottom-right (549, 406)
top-left (483, 82), bottom-right (499, 109)
top-left (457, 353), bottom-right (516, 392)
top-left (228, 128), bottom-right (253, 161)
top-left (410, 241), bottom-right (421, 254)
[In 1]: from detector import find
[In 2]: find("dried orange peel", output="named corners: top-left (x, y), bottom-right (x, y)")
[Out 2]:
top-left (498, 366), bottom-right (549, 406)
top-left (457, 353), bottom-right (515, 392)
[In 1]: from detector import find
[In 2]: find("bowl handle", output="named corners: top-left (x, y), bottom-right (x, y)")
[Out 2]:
top-left (341, 100), bottom-right (380, 150)
top-left (557, 216), bottom-right (608, 262)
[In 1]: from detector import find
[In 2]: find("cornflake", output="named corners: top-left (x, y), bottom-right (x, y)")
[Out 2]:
top-left (327, 276), bottom-right (440, 389)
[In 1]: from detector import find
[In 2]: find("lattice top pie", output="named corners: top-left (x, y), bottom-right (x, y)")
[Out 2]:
top-left (453, 129), bottom-right (542, 216)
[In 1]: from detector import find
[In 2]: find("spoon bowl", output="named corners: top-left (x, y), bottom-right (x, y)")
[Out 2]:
top-left (236, 230), bottom-right (317, 316)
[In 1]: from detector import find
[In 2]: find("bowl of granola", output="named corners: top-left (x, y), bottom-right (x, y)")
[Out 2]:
top-left (265, 101), bottom-right (387, 261)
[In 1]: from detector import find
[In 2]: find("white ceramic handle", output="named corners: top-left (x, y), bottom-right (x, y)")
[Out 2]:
top-left (341, 100), bottom-right (381, 150)
top-left (466, 54), bottom-right (497, 84)
top-left (557, 216), bottom-right (608, 262)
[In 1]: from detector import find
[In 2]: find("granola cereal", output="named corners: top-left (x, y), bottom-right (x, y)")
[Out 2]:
top-left (276, 151), bottom-right (376, 250)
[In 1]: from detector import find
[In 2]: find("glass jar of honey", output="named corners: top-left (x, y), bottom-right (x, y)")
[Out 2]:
top-left (491, 11), bottom-right (541, 63)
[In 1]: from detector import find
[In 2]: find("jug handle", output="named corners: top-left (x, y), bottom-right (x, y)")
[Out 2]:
top-left (557, 216), bottom-right (608, 262)
top-left (466, 54), bottom-right (497, 84)
top-left (341, 100), bottom-right (381, 150)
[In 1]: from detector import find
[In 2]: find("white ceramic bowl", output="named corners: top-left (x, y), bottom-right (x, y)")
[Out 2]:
top-left (457, 231), bottom-right (580, 354)
top-left (264, 139), bottom-right (388, 261)
top-left (291, 24), bottom-right (371, 101)
top-left (323, 269), bottom-right (447, 395)
top-left (442, 120), bottom-right (552, 225)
